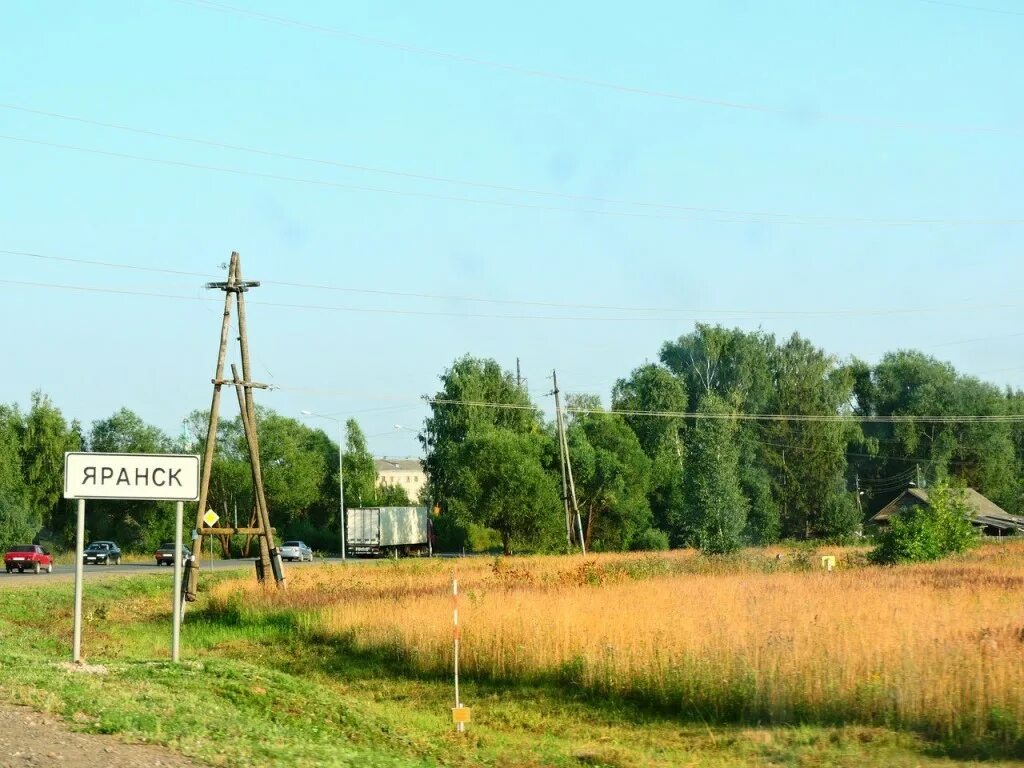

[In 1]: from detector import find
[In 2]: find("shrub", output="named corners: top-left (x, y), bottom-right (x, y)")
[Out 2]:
top-left (629, 527), bottom-right (670, 552)
top-left (870, 482), bottom-right (978, 564)
top-left (466, 523), bottom-right (504, 553)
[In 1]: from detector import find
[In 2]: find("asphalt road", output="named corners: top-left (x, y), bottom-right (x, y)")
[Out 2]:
top-left (0, 556), bottom-right (336, 587)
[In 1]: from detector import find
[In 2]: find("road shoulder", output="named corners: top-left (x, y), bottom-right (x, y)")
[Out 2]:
top-left (0, 703), bottom-right (203, 767)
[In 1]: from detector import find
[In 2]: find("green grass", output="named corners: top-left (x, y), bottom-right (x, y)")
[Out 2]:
top-left (0, 574), bottom-right (1018, 767)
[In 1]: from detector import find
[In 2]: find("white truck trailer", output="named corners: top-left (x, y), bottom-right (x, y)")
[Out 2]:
top-left (346, 506), bottom-right (432, 557)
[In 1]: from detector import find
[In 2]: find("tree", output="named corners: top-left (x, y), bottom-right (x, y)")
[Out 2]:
top-left (422, 356), bottom-right (554, 550)
top-left (180, 407), bottom-right (338, 552)
top-left (251, 410), bottom-right (331, 536)
top-left (342, 419), bottom-right (377, 508)
top-left (852, 352), bottom-right (1017, 516)
top-left (661, 325), bottom-right (779, 543)
top-left (684, 394), bottom-right (748, 554)
top-left (612, 364), bottom-right (687, 544)
top-left (180, 409), bottom-right (255, 546)
top-left (377, 482), bottom-right (412, 506)
top-left (20, 391), bottom-right (78, 543)
top-left (91, 408), bottom-right (167, 453)
top-left (761, 334), bottom-right (860, 539)
top-left (0, 404), bottom-right (37, 550)
top-left (660, 324), bottom-right (775, 412)
top-left (565, 396), bottom-right (653, 551)
top-left (87, 409), bottom-right (171, 549)
top-left (739, 463), bottom-right (779, 544)
top-left (1006, 388), bottom-right (1024, 515)
top-left (463, 429), bottom-right (562, 555)
top-left (870, 482), bottom-right (978, 564)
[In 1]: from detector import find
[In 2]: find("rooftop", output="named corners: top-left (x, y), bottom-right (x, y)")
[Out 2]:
top-left (375, 458), bottom-right (424, 472)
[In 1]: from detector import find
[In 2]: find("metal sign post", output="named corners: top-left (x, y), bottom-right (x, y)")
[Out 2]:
top-left (64, 452), bottom-right (200, 664)
top-left (72, 498), bottom-right (85, 663)
top-left (172, 500), bottom-right (184, 661)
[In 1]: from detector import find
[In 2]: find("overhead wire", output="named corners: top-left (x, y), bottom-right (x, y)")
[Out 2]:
top-left (12, 130), bottom-right (1022, 229)
top-left (3, 103), bottom-right (1020, 227)
top-left (4, 133), bottom-right (755, 225)
top-left (5, 257), bottom-right (1023, 423)
top-left (13, 275), bottom-right (941, 323)
top-left (271, 385), bottom-right (1024, 425)
top-left (171, 0), bottom-right (1020, 135)
top-left (422, 396), bottom-right (1024, 423)
top-left (5, 248), bottom-right (1024, 321)
top-left (859, 467), bottom-right (918, 483)
top-left (5, 260), bottom-right (1023, 437)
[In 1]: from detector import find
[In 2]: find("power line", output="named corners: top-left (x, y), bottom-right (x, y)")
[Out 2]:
top-left (0, 249), bottom-right (215, 280)
top-left (3, 263), bottom-right (1017, 419)
top-left (6, 249), bottom-right (1024, 321)
top-left (584, 405), bottom-right (1024, 423)
top-left (3, 103), bottom-right (1020, 227)
top-left (858, 467), bottom-right (919, 484)
top-left (755, 437), bottom-right (885, 465)
top-left (928, 331), bottom-right (1024, 348)
top-left (0, 278), bottom-right (209, 305)
top-left (171, 0), bottom-right (1020, 135)
top-left (4, 133), bottom-right (743, 225)
top-left (190, 382), bottom-right (1024, 424)
top-left (0, 275), bottom-right (755, 323)
top-left (290, 386), bottom-right (1020, 461)
top-left (423, 396), bottom-right (1024, 423)
top-left (11, 131), bottom-right (1021, 229)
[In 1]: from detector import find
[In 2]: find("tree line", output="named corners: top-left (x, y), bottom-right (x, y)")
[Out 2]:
top-left (424, 324), bottom-right (1024, 554)
top-left (3, 323), bottom-right (1023, 555)
top-left (0, 400), bottom-right (408, 552)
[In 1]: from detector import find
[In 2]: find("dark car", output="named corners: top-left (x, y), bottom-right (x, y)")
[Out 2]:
top-left (155, 542), bottom-right (192, 566)
top-left (83, 541), bottom-right (121, 566)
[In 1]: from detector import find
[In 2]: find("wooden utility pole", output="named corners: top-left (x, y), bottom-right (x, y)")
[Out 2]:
top-left (188, 253), bottom-right (282, 598)
top-left (231, 364), bottom-right (272, 575)
top-left (194, 253), bottom-right (237, 547)
top-left (552, 371), bottom-right (586, 554)
top-left (552, 372), bottom-right (572, 548)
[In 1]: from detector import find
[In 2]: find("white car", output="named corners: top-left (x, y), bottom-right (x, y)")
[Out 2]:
top-left (279, 541), bottom-right (313, 562)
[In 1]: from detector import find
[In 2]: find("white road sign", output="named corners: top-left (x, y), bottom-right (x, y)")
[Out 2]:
top-left (64, 452), bottom-right (200, 501)
top-left (203, 509), bottom-right (220, 527)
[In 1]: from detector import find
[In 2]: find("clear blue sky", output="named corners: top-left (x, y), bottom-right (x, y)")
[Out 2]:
top-left (1, 0), bottom-right (1022, 457)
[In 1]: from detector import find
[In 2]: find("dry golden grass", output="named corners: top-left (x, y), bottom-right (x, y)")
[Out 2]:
top-left (208, 543), bottom-right (1024, 745)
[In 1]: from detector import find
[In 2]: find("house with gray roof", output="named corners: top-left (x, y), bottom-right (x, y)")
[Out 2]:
top-left (869, 486), bottom-right (1024, 536)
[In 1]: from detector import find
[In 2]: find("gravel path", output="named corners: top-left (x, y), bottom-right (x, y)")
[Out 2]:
top-left (0, 704), bottom-right (203, 768)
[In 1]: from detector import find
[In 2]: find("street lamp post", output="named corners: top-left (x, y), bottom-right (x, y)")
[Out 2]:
top-left (302, 411), bottom-right (346, 561)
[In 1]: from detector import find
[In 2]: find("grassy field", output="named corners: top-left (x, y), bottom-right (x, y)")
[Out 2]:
top-left (2, 542), bottom-right (1023, 766)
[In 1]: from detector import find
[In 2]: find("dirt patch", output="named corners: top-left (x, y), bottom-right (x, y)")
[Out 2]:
top-left (0, 704), bottom-right (203, 767)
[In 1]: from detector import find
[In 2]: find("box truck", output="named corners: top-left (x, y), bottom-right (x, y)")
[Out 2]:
top-left (346, 506), bottom-right (432, 557)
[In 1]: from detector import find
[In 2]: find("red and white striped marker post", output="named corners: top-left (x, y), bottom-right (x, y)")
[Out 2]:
top-left (451, 573), bottom-right (470, 731)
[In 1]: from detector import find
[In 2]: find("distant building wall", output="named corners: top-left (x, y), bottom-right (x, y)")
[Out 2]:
top-left (375, 458), bottom-right (426, 501)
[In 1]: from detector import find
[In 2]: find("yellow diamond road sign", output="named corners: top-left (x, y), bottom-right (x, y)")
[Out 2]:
top-left (203, 509), bottom-right (220, 527)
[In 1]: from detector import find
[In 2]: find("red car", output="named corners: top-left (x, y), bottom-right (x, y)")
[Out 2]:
top-left (4, 545), bottom-right (54, 574)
